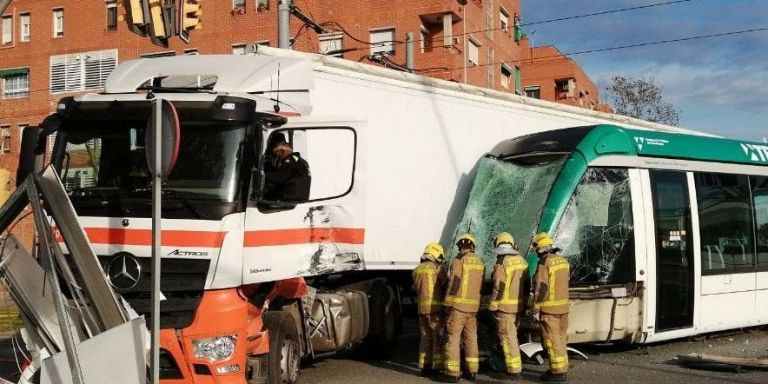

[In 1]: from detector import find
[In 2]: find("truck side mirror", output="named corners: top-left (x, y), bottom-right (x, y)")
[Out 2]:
top-left (145, 99), bottom-right (180, 179)
top-left (16, 126), bottom-right (42, 187)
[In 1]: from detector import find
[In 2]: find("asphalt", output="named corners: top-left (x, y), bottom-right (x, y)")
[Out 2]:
top-left (299, 319), bottom-right (768, 384)
top-left (0, 321), bottom-right (766, 383)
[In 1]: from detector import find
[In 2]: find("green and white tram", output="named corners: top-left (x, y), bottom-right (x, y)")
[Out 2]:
top-left (460, 124), bottom-right (768, 344)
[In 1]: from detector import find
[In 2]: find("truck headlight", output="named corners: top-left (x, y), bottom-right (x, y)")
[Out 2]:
top-left (192, 335), bottom-right (237, 362)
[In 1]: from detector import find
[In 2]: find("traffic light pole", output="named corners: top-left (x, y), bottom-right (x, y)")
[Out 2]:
top-left (278, 0), bottom-right (291, 49)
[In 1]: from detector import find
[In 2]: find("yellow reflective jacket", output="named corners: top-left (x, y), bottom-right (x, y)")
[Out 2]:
top-left (490, 254), bottom-right (529, 313)
top-left (532, 254), bottom-right (570, 315)
top-left (412, 260), bottom-right (445, 314)
top-left (444, 251), bottom-right (485, 313)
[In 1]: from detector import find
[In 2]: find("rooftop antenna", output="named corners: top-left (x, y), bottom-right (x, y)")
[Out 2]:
top-left (274, 63), bottom-right (281, 113)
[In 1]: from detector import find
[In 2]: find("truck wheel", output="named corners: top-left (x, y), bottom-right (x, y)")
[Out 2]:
top-left (263, 311), bottom-right (300, 384)
top-left (368, 284), bottom-right (400, 358)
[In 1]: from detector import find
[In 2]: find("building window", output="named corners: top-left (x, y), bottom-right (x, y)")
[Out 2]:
top-left (2, 70), bottom-right (29, 99)
top-left (2, 15), bottom-right (12, 45)
top-left (50, 49), bottom-right (118, 93)
top-left (47, 131), bottom-right (57, 153)
top-left (1, 127), bottom-right (10, 154)
top-left (20, 13), bottom-right (30, 42)
top-left (256, 0), bottom-right (269, 12)
top-left (232, 44), bottom-right (246, 55)
top-left (370, 28), bottom-right (395, 56)
top-left (141, 51), bottom-right (175, 58)
top-left (53, 8), bottom-right (64, 37)
top-left (233, 0), bottom-right (246, 12)
top-left (499, 7), bottom-right (510, 32)
top-left (184, 48), bottom-right (199, 55)
top-left (514, 65), bottom-right (522, 94)
top-left (525, 86), bottom-right (541, 99)
top-left (500, 63), bottom-right (512, 89)
top-left (106, 1), bottom-right (118, 30)
top-left (319, 33), bottom-right (343, 57)
top-left (468, 38), bottom-right (480, 65)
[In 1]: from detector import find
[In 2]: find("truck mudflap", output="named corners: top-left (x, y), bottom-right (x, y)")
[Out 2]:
top-left (308, 291), bottom-right (369, 353)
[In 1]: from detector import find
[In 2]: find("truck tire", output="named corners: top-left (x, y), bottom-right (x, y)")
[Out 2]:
top-left (263, 311), bottom-right (300, 384)
top-left (367, 284), bottom-right (400, 358)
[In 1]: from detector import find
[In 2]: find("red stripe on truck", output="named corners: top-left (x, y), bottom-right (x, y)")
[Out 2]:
top-left (243, 228), bottom-right (365, 247)
top-left (56, 228), bottom-right (227, 248)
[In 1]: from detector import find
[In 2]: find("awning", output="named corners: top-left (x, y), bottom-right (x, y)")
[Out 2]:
top-left (0, 67), bottom-right (29, 77)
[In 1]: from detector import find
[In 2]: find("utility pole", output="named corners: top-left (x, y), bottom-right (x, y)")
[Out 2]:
top-left (278, 0), bottom-right (292, 49)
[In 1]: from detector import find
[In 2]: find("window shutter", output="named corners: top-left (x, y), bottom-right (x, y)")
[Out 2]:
top-left (51, 49), bottom-right (118, 93)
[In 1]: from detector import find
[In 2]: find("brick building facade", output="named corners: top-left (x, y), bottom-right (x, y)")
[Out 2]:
top-left (0, 0), bottom-right (603, 185)
top-left (519, 41), bottom-right (611, 112)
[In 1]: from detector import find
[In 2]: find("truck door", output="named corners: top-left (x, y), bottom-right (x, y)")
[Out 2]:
top-left (242, 118), bottom-right (365, 284)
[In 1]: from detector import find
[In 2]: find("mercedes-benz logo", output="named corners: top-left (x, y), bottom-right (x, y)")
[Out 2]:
top-left (107, 252), bottom-right (142, 291)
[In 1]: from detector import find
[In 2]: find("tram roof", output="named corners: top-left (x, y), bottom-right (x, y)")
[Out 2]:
top-left (490, 125), bottom-right (768, 167)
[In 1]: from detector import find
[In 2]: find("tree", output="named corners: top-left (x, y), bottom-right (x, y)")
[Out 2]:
top-left (606, 76), bottom-right (680, 126)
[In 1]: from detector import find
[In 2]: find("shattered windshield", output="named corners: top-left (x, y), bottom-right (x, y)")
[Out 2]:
top-left (451, 155), bottom-right (567, 277)
top-left (554, 168), bottom-right (635, 285)
top-left (59, 120), bottom-right (246, 219)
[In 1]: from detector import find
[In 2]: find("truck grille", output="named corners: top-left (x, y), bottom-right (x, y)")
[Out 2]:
top-left (98, 256), bottom-right (210, 329)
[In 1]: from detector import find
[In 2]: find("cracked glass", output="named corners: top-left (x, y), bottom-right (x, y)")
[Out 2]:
top-left (452, 155), bottom-right (567, 277)
top-left (555, 167), bottom-right (635, 285)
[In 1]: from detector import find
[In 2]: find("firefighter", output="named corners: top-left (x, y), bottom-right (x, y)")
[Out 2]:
top-left (412, 242), bottom-right (447, 377)
top-left (489, 232), bottom-right (528, 380)
top-left (530, 233), bottom-right (570, 383)
top-left (443, 234), bottom-right (485, 383)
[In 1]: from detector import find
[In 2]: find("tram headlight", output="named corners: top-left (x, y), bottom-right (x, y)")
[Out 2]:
top-left (192, 335), bottom-right (237, 362)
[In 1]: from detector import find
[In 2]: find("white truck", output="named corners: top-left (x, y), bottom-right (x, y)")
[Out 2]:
top-left (24, 46), bottom-right (692, 383)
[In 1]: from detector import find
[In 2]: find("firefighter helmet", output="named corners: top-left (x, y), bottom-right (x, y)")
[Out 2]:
top-left (493, 232), bottom-right (519, 255)
top-left (456, 233), bottom-right (477, 250)
top-left (531, 232), bottom-right (559, 254)
top-left (422, 242), bottom-right (445, 262)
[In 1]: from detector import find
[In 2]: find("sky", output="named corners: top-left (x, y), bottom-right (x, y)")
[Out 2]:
top-left (520, 0), bottom-right (768, 141)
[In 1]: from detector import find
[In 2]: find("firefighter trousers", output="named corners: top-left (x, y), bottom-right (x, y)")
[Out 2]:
top-left (418, 313), bottom-right (444, 369)
top-left (494, 312), bottom-right (522, 374)
top-left (444, 309), bottom-right (479, 377)
top-left (540, 313), bottom-right (569, 374)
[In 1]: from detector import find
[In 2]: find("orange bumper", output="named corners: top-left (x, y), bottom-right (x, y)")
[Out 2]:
top-left (160, 278), bottom-right (307, 384)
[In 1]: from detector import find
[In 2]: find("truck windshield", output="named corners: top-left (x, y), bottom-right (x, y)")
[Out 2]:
top-left (451, 154), bottom-right (568, 274)
top-left (59, 120), bottom-right (246, 219)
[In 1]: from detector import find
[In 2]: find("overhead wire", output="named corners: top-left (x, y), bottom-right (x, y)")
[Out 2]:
top-left (412, 27), bottom-right (768, 73)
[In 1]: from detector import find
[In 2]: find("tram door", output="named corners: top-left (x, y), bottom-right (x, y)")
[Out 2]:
top-left (650, 170), bottom-right (695, 331)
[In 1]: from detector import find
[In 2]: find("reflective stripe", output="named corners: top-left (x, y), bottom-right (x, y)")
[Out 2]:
top-left (414, 266), bottom-right (438, 307)
top-left (418, 352), bottom-right (427, 368)
top-left (542, 260), bottom-right (569, 308)
top-left (491, 258), bottom-right (527, 308)
top-left (465, 357), bottom-right (479, 363)
top-left (460, 263), bottom-right (484, 299)
top-left (444, 296), bottom-right (479, 305)
top-left (445, 360), bottom-right (460, 373)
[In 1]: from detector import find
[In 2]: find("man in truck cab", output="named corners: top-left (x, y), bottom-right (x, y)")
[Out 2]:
top-left (412, 242), bottom-right (447, 378)
top-left (263, 134), bottom-right (311, 202)
top-left (443, 234), bottom-right (485, 382)
top-left (531, 232), bottom-right (570, 383)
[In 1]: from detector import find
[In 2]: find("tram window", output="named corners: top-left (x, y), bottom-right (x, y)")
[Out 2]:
top-left (555, 168), bottom-right (635, 285)
top-left (695, 173), bottom-right (755, 275)
top-left (753, 176), bottom-right (768, 271)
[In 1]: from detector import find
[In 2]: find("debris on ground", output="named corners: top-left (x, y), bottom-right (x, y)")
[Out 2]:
top-left (677, 353), bottom-right (768, 372)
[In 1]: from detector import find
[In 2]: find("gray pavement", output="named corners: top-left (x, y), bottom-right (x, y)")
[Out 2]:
top-left (299, 319), bottom-right (768, 384)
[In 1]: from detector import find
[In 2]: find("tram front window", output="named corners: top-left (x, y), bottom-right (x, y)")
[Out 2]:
top-left (554, 167), bottom-right (635, 285)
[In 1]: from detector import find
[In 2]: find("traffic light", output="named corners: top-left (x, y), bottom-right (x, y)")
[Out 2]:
top-left (178, 0), bottom-right (202, 43)
top-left (126, 0), bottom-right (151, 36)
top-left (146, 0), bottom-right (176, 47)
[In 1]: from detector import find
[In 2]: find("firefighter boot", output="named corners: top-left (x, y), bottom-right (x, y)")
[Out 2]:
top-left (540, 370), bottom-right (567, 382)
